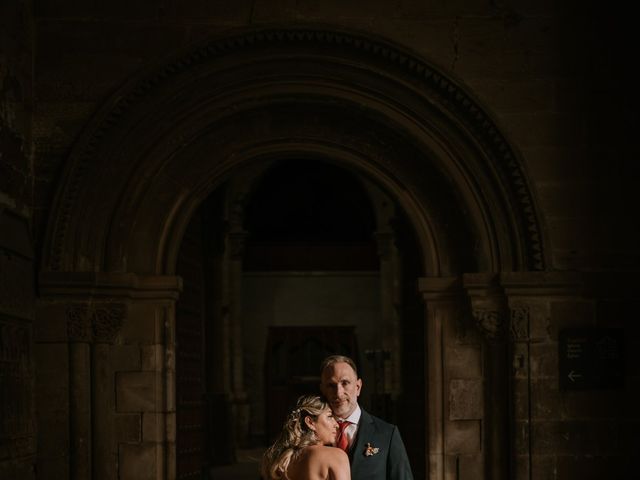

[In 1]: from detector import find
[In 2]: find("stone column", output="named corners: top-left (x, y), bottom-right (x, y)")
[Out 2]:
top-left (227, 229), bottom-right (250, 447)
top-left (373, 230), bottom-right (400, 416)
top-left (66, 305), bottom-right (93, 480)
top-left (500, 271), bottom-right (584, 480)
top-left (91, 303), bottom-right (125, 480)
top-left (201, 204), bottom-right (234, 465)
top-left (38, 272), bottom-right (181, 480)
top-left (463, 273), bottom-right (509, 480)
top-left (365, 181), bottom-right (402, 400)
top-left (418, 276), bottom-right (463, 480)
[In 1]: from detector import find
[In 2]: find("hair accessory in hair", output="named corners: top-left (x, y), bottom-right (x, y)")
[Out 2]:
top-left (289, 407), bottom-right (302, 419)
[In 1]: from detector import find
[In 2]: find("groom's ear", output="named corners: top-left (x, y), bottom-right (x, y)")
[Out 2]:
top-left (356, 378), bottom-right (362, 396)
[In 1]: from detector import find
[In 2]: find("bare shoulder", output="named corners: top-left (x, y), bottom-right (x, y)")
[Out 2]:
top-left (306, 445), bottom-right (349, 467)
top-left (314, 446), bottom-right (350, 478)
top-left (327, 446), bottom-right (349, 463)
top-left (288, 447), bottom-right (350, 480)
top-left (305, 445), bottom-right (343, 458)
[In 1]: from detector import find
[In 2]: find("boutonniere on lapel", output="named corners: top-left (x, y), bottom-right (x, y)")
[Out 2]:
top-left (364, 442), bottom-right (380, 456)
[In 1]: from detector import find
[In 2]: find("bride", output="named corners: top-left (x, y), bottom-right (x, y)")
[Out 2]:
top-left (261, 395), bottom-right (350, 479)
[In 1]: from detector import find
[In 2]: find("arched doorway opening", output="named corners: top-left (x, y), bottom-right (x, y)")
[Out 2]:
top-left (38, 26), bottom-right (546, 480)
top-left (174, 157), bottom-right (429, 477)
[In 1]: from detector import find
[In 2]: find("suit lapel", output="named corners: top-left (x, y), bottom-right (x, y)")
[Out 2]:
top-left (350, 408), bottom-right (375, 468)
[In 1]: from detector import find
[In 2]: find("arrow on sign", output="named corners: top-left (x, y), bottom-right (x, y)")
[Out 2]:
top-left (568, 370), bottom-right (582, 382)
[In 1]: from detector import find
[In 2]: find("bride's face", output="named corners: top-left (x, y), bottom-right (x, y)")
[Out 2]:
top-left (309, 407), bottom-right (339, 446)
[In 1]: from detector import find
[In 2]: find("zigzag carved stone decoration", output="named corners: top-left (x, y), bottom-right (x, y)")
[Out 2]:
top-left (49, 27), bottom-right (545, 272)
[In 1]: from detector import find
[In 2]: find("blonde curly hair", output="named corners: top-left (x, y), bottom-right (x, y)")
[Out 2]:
top-left (261, 395), bottom-right (330, 479)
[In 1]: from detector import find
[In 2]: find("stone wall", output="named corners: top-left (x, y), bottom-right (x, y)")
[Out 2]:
top-left (31, 2), bottom-right (640, 272)
top-left (0, 212), bottom-right (36, 480)
top-left (0, 1), bottom-right (36, 479)
top-left (35, 274), bottom-right (181, 480)
top-left (9, 1), bottom-right (639, 479)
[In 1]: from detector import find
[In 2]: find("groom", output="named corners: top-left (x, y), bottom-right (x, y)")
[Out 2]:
top-left (319, 355), bottom-right (414, 480)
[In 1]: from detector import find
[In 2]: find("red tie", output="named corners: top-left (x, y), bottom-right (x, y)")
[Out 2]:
top-left (337, 420), bottom-right (351, 451)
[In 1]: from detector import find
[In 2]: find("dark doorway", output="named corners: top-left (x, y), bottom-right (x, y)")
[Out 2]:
top-left (264, 326), bottom-right (359, 442)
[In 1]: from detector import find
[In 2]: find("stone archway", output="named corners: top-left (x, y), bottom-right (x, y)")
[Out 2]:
top-left (37, 27), bottom-right (547, 480)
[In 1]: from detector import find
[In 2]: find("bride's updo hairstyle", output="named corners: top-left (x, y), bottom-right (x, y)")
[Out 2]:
top-left (261, 395), bottom-right (330, 479)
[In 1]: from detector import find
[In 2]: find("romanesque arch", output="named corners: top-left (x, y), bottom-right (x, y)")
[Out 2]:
top-left (37, 26), bottom-right (547, 480)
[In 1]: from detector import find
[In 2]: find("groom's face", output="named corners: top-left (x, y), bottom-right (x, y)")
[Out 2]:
top-left (319, 361), bottom-right (362, 419)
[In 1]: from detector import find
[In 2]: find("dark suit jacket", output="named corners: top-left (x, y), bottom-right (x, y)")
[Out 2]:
top-left (348, 408), bottom-right (414, 480)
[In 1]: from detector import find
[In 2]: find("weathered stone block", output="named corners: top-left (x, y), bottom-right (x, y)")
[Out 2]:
top-left (529, 343), bottom-right (557, 378)
top-left (36, 454), bottom-right (68, 480)
top-left (513, 454), bottom-right (530, 480)
top-left (513, 419), bottom-right (530, 455)
top-left (112, 344), bottom-right (141, 371)
top-left (446, 345), bottom-right (482, 378)
top-left (531, 420), bottom-right (621, 455)
top-left (34, 304), bottom-right (69, 342)
top-left (166, 371), bottom-right (175, 412)
top-left (529, 454), bottom-right (556, 480)
top-left (562, 389), bottom-right (625, 420)
top-left (511, 342), bottom-right (528, 381)
top-left (449, 379), bottom-right (483, 420)
top-left (530, 310), bottom-right (551, 342)
top-left (530, 379), bottom-right (560, 420)
top-left (36, 409), bottom-right (69, 457)
top-left (120, 304), bottom-right (162, 344)
top-left (457, 453), bottom-right (483, 478)
top-left (512, 379), bottom-right (530, 420)
top-left (116, 372), bottom-right (157, 412)
top-left (141, 344), bottom-right (163, 371)
top-left (0, 460), bottom-right (35, 480)
top-left (547, 218), bottom-right (598, 261)
top-left (35, 343), bottom-right (68, 412)
top-left (166, 0), bottom-right (253, 22)
top-left (549, 300), bottom-right (596, 336)
top-left (445, 420), bottom-right (481, 454)
top-left (166, 440), bottom-right (176, 480)
top-left (468, 78), bottom-right (554, 114)
top-left (0, 252), bottom-right (34, 320)
top-left (524, 146), bottom-right (594, 183)
top-left (115, 414), bottom-right (141, 443)
top-left (500, 112), bottom-right (586, 148)
top-left (538, 182), bottom-right (597, 220)
top-left (119, 443), bottom-right (157, 480)
top-left (142, 412), bottom-right (172, 443)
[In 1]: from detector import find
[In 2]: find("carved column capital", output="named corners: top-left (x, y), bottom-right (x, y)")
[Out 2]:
top-left (509, 305), bottom-right (530, 340)
top-left (67, 305), bottom-right (91, 342)
top-left (66, 302), bottom-right (126, 343)
top-left (463, 273), bottom-right (508, 342)
top-left (472, 308), bottom-right (507, 341)
top-left (92, 303), bottom-right (126, 343)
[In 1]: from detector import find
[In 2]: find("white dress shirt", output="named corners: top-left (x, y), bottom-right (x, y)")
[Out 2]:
top-left (339, 404), bottom-right (361, 450)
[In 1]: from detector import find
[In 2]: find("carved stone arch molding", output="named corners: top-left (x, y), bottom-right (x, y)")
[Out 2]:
top-left (42, 25), bottom-right (547, 276)
top-left (35, 26), bottom-right (551, 480)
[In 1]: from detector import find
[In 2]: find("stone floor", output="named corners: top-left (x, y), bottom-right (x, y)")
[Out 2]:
top-left (210, 448), bottom-right (265, 480)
